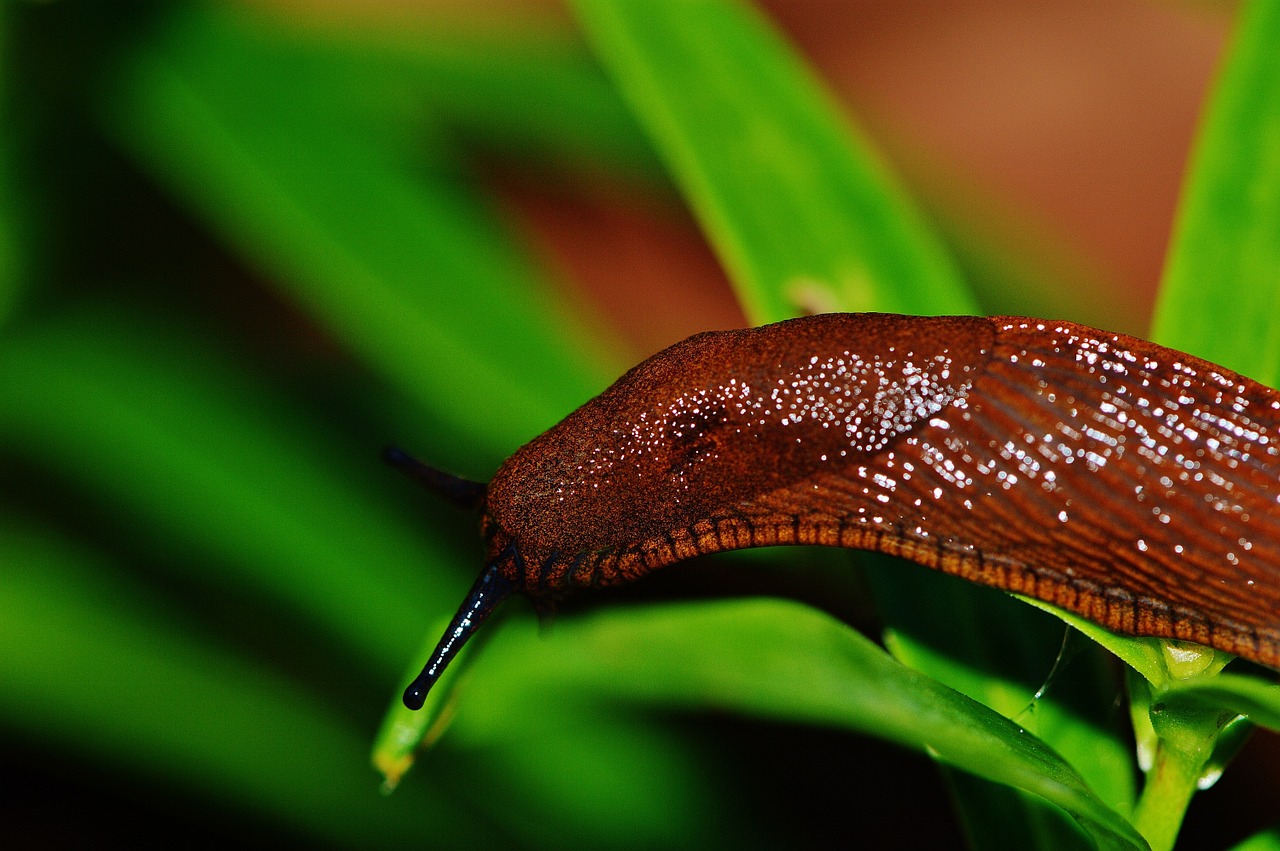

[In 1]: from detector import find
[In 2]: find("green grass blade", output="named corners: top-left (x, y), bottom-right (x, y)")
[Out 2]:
top-left (373, 622), bottom-right (715, 846)
top-left (451, 600), bottom-right (1148, 851)
top-left (572, 0), bottom-right (973, 322)
top-left (452, 708), bottom-right (715, 848)
top-left (0, 522), bottom-right (492, 847)
top-left (104, 5), bottom-right (612, 452)
top-left (1018, 598), bottom-right (1191, 688)
top-left (1231, 826), bottom-right (1280, 851)
top-left (372, 612), bottom-right (480, 789)
top-left (0, 310), bottom-right (450, 674)
top-left (343, 26), bottom-right (664, 182)
top-left (371, 24), bottom-right (1120, 331)
top-left (1169, 673), bottom-right (1280, 732)
top-left (0, 2), bottom-right (26, 326)
top-left (1153, 0), bottom-right (1280, 383)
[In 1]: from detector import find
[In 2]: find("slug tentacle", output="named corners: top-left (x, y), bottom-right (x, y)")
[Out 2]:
top-left (384, 445), bottom-right (487, 511)
top-left (402, 563), bottom-right (513, 710)
top-left (399, 313), bottom-right (1280, 710)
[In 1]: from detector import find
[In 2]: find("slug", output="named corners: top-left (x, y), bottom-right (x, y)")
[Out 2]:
top-left (393, 313), bottom-right (1280, 709)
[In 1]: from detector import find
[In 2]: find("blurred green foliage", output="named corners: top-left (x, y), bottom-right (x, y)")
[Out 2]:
top-left (3, 1), bottom-right (1280, 849)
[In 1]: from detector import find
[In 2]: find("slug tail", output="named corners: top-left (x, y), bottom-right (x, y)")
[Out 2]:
top-left (384, 446), bottom-right (487, 511)
top-left (402, 564), bottom-right (513, 710)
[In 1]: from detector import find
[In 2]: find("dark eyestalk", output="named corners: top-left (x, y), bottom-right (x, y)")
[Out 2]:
top-left (402, 564), bottom-right (513, 710)
top-left (382, 446), bottom-right (487, 510)
top-left (383, 446), bottom-right (507, 709)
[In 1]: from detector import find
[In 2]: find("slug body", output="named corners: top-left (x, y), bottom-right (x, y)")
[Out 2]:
top-left (399, 314), bottom-right (1280, 708)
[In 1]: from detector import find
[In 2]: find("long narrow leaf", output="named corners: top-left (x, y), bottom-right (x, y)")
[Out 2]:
top-left (105, 5), bottom-right (613, 453)
top-left (0, 310), bottom-right (447, 674)
top-left (343, 26), bottom-right (665, 182)
top-left (1231, 826), bottom-right (1280, 851)
top-left (572, 0), bottom-right (973, 322)
top-left (1153, 0), bottom-right (1280, 383)
top-left (0, 2), bottom-right (24, 325)
top-left (449, 600), bottom-right (1148, 851)
top-left (1169, 673), bottom-right (1280, 732)
top-left (0, 522), bottom-right (491, 847)
top-left (362, 22), bottom-right (1120, 329)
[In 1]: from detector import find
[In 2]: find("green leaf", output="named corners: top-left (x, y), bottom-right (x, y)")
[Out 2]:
top-left (1153, 0), bottom-right (1280, 384)
top-left (450, 600), bottom-right (1148, 851)
top-left (1016, 597), bottom-right (1232, 690)
top-left (343, 25), bottom-right (665, 182)
top-left (372, 611), bottom-right (485, 789)
top-left (1168, 673), bottom-right (1280, 732)
top-left (1017, 598), bottom-right (1167, 686)
top-left (873, 564), bottom-right (1137, 846)
top-left (0, 3), bottom-right (26, 326)
top-left (0, 310), bottom-right (449, 674)
top-left (104, 4), bottom-right (614, 453)
top-left (1231, 826), bottom-right (1280, 851)
top-left (572, 0), bottom-right (973, 322)
top-left (374, 620), bottom-right (718, 848)
top-left (0, 521), bottom-right (493, 847)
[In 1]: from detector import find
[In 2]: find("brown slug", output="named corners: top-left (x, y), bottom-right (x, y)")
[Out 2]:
top-left (391, 313), bottom-right (1280, 709)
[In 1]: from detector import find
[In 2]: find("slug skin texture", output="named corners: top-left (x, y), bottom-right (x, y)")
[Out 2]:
top-left (487, 314), bottom-right (1280, 662)
top-left (401, 314), bottom-right (1280, 709)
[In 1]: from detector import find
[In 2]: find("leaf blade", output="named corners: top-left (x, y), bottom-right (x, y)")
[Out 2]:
top-left (456, 600), bottom-right (1148, 851)
top-left (0, 522), bottom-right (487, 847)
top-left (572, 0), bottom-right (974, 322)
top-left (1153, 0), bottom-right (1280, 384)
top-left (1169, 673), bottom-right (1280, 732)
top-left (105, 5), bottom-right (613, 452)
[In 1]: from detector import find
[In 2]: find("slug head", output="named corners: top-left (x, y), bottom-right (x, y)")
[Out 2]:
top-left (484, 313), bottom-right (993, 591)
top-left (385, 447), bottom-right (519, 710)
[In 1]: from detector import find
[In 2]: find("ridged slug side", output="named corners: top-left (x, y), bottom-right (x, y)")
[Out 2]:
top-left (393, 313), bottom-right (1280, 709)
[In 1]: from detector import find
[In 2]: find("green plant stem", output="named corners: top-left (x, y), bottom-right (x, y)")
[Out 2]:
top-left (1131, 741), bottom-right (1201, 851)
top-left (1131, 695), bottom-right (1227, 851)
